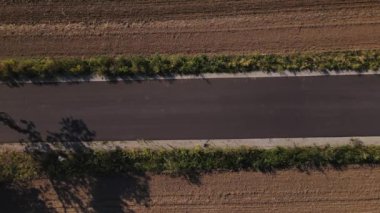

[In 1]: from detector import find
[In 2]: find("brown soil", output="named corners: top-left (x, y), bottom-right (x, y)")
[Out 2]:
top-left (2, 167), bottom-right (380, 212)
top-left (1, 0), bottom-right (380, 57)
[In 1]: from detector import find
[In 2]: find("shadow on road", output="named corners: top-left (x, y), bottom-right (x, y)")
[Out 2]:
top-left (0, 112), bottom-right (43, 142)
top-left (0, 112), bottom-right (95, 152)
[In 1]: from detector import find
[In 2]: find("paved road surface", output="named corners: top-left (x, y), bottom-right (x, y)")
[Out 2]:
top-left (1, 76), bottom-right (380, 142)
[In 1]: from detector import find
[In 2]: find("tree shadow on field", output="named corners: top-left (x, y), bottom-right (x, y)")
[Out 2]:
top-left (170, 170), bottom-right (202, 186)
top-left (0, 182), bottom-right (53, 213)
top-left (3, 174), bottom-right (152, 213)
top-left (49, 174), bottom-right (151, 213)
top-left (90, 174), bottom-right (150, 213)
top-left (0, 112), bottom-right (151, 212)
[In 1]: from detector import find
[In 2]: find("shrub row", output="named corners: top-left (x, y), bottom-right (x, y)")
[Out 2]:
top-left (1, 50), bottom-right (380, 81)
top-left (1, 144), bottom-right (380, 181)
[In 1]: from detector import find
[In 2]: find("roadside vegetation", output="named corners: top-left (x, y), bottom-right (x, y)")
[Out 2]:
top-left (0, 50), bottom-right (379, 82)
top-left (1, 143), bottom-right (380, 182)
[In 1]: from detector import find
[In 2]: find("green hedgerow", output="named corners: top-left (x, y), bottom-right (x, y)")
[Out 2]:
top-left (1, 50), bottom-right (380, 82)
top-left (1, 145), bottom-right (380, 182)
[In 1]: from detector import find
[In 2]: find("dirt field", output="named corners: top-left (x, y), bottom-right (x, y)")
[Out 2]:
top-left (1, 0), bottom-right (380, 57)
top-left (2, 167), bottom-right (380, 212)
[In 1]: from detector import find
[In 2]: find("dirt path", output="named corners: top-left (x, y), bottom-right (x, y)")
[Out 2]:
top-left (1, 0), bottom-right (380, 57)
top-left (4, 167), bottom-right (380, 212)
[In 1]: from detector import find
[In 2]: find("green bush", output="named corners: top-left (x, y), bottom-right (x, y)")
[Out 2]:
top-left (1, 50), bottom-right (380, 82)
top-left (0, 152), bottom-right (38, 181)
top-left (2, 144), bottom-right (380, 181)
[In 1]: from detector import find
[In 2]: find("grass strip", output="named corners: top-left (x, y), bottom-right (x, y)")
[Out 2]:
top-left (1, 144), bottom-right (380, 181)
top-left (1, 50), bottom-right (380, 82)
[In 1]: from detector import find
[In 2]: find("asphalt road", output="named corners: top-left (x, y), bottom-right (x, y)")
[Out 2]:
top-left (1, 75), bottom-right (380, 142)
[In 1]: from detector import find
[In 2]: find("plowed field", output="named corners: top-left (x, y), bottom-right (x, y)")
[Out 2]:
top-left (3, 168), bottom-right (380, 212)
top-left (1, 0), bottom-right (380, 57)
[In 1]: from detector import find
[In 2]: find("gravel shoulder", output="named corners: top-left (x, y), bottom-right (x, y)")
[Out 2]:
top-left (0, 136), bottom-right (377, 152)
